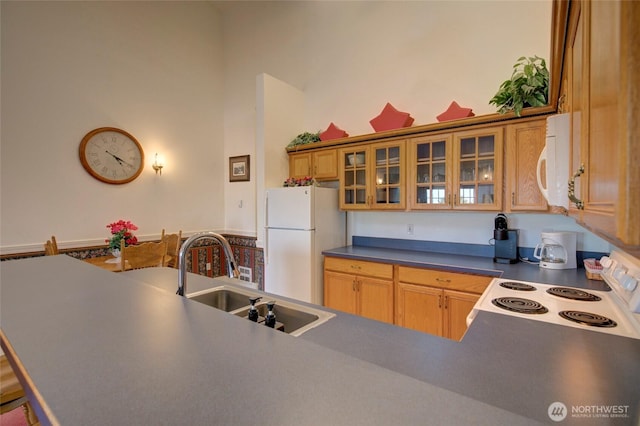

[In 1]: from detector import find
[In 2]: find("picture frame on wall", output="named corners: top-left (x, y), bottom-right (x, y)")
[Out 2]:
top-left (229, 155), bottom-right (250, 182)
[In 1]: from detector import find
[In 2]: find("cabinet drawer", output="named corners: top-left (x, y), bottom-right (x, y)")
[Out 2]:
top-left (324, 257), bottom-right (393, 280)
top-left (398, 266), bottom-right (492, 294)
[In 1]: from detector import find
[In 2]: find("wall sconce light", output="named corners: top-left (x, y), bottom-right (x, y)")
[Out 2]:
top-left (152, 153), bottom-right (164, 175)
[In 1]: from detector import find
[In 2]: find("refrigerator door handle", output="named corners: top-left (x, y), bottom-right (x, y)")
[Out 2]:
top-left (265, 228), bottom-right (269, 264)
top-left (264, 192), bottom-right (269, 264)
top-left (265, 192), bottom-right (269, 229)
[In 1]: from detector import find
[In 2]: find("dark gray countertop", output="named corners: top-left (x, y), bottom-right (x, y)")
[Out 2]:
top-left (1, 255), bottom-right (540, 426)
top-left (322, 245), bottom-right (611, 290)
top-left (2, 255), bottom-right (639, 425)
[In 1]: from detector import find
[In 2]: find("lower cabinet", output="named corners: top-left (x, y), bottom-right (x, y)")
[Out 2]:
top-left (323, 256), bottom-right (492, 339)
top-left (396, 266), bottom-right (492, 341)
top-left (324, 257), bottom-right (394, 324)
top-left (396, 284), bottom-right (480, 341)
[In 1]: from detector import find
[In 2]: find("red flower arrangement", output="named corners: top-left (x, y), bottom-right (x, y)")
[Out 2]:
top-left (106, 220), bottom-right (138, 251)
top-left (284, 176), bottom-right (315, 187)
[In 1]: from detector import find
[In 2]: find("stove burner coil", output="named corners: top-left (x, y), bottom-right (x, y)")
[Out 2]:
top-left (558, 310), bottom-right (617, 328)
top-left (546, 287), bottom-right (601, 301)
top-left (491, 297), bottom-right (549, 314)
top-left (499, 282), bottom-right (536, 291)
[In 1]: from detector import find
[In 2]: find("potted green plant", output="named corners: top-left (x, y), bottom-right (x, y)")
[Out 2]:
top-left (489, 55), bottom-right (549, 116)
top-left (286, 131), bottom-right (321, 149)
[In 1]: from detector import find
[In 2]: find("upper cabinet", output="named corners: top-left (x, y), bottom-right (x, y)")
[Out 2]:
top-left (407, 126), bottom-right (504, 211)
top-left (408, 134), bottom-right (452, 210)
top-left (452, 127), bottom-right (503, 210)
top-left (290, 118), bottom-right (546, 213)
top-left (504, 118), bottom-right (548, 212)
top-left (339, 140), bottom-right (406, 210)
top-left (289, 149), bottom-right (338, 181)
top-left (563, 0), bottom-right (640, 252)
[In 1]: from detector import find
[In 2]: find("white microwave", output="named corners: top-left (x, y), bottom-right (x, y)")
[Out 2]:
top-left (537, 113), bottom-right (570, 209)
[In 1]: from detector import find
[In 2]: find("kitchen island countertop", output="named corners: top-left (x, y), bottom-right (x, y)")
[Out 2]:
top-left (2, 255), bottom-right (639, 425)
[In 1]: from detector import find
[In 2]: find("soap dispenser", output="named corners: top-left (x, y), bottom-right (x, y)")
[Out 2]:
top-left (264, 301), bottom-right (277, 328)
top-left (248, 297), bottom-right (262, 322)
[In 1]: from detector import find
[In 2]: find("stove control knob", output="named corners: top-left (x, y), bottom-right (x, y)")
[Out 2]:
top-left (599, 256), bottom-right (613, 269)
top-left (621, 274), bottom-right (638, 292)
top-left (613, 266), bottom-right (628, 281)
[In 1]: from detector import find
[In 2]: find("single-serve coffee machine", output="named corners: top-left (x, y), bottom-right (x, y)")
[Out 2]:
top-left (493, 213), bottom-right (519, 264)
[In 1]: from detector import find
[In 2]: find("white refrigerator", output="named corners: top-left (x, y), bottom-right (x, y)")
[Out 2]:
top-left (265, 186), bottom-right (345, 304)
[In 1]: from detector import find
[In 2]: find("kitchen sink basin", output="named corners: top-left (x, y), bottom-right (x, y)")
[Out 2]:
top-left (235, 302), bottom-right (322, 335)
top-left (188, 288), bottom-right (251, 312)
top-left (187, 285), bottom-right (334, 337)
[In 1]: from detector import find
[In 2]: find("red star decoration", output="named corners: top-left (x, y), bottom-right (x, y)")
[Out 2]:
top-left (369, 103), bottom-right (414, 132)
top-left (436, 101), bottom-right (475, 122)
top-left (320, 122), bottom-right (349, 141)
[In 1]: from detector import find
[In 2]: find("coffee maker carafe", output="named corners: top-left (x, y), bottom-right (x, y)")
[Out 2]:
top-left (533, 231), bottom-right (577, 269)
top-left (493, 213), bottom-right (519, 264)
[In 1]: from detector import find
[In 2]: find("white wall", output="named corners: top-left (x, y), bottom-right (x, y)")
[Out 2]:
top-left (1, 1), bottom-right (224, 252)
top-left (219, 1), bottom-right (562, 244)
top-left (4, 1), bottom-right (603, 255)
top-left (254, 74), bottom-right (306, 246)
top-left (349, 211), bottom-right (611, 252)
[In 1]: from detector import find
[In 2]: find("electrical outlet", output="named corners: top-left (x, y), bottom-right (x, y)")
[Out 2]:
top-left (206, 262), bottom-right (212, 271)
top-left (238, 266), bottom-right (252, 283)
top-left (407, 224), bottom-right (414, 235)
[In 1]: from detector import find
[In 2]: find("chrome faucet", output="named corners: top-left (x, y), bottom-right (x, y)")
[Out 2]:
top-left (177, 231), bottom-right (240, 296)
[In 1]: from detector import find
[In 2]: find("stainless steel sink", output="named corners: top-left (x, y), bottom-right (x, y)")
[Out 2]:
top-left (188, 288), bottom-right (251, 312)
top-left (187, 285), bottom-right (334, 337)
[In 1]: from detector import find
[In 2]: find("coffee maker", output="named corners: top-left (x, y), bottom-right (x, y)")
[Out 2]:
top-left (493, 213), bottom-right (519, 264)
top-left (533, 231), bottom-right (577, 269)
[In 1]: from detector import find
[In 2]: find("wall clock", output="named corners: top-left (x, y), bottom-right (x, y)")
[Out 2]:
top-left (79, 127), bottom-right (144, 184)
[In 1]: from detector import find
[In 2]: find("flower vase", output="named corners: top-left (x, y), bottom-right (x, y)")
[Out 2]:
top-left (111, 248), bottom-right (121, 259)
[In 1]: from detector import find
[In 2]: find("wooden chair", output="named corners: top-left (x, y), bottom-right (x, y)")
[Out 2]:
top-left (121, 239), bottom-right (168, 270)
top-left (1, 355), bottom-right (39, 425)
top-left (43, 236), bottom-right (59, 256)
top-left (160, 229), bottom-right (182, 268)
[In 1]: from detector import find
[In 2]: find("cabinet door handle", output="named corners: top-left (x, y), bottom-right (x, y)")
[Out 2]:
top-left (511, 192), bottom-right (515, 206)
top-left (352, 279), bottom-right (357, 292)
top-left (568, 164), bottom-right (585, 210)
top-left (438, 294), bottom-right (442, 308)
top-left (444, 295), bottom-right (449, 310)
top-left (435, 278), bottom-right (451, 283)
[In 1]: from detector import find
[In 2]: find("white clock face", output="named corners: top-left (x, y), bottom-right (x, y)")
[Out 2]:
top-left (79, 128), bottom-right (144, 184)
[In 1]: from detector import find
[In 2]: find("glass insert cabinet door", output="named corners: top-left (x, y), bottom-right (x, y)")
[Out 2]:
top-left (339, 142), bottom-right (405, 210)
top-left (340, 147), bottom-right (369, 208)
top-left (453, 128), bottom-right (503, 210)
top-left (409, 135), bottom-right (451, 209)
top-left (372, 142), bottom-right (405, 209)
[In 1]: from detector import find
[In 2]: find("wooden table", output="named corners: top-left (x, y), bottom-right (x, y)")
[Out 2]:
top-left (83, 255), bottom-right (130, 272)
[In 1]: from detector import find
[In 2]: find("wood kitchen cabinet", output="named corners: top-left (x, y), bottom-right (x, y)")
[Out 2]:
top-left (407, 134), bottom-right (452, 209)
top-left (396, 266), bottom-right (492, 341)
top-left (451, 127), bottom-right (503, 211)
top-left (408, 127), bottom-right (503, 211)
top-left (339, 140), bottom-right (406, 210)
top-left (287, 115), bottom-right (560, 214)
top-left (323, 257), bottom-right (394, 324)
top-left (563, 0), bottom-right (640, 252)
top-left (289, 149), bottom-right (338, 181)
top-left (504, 118), bottom-right (548, 212)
